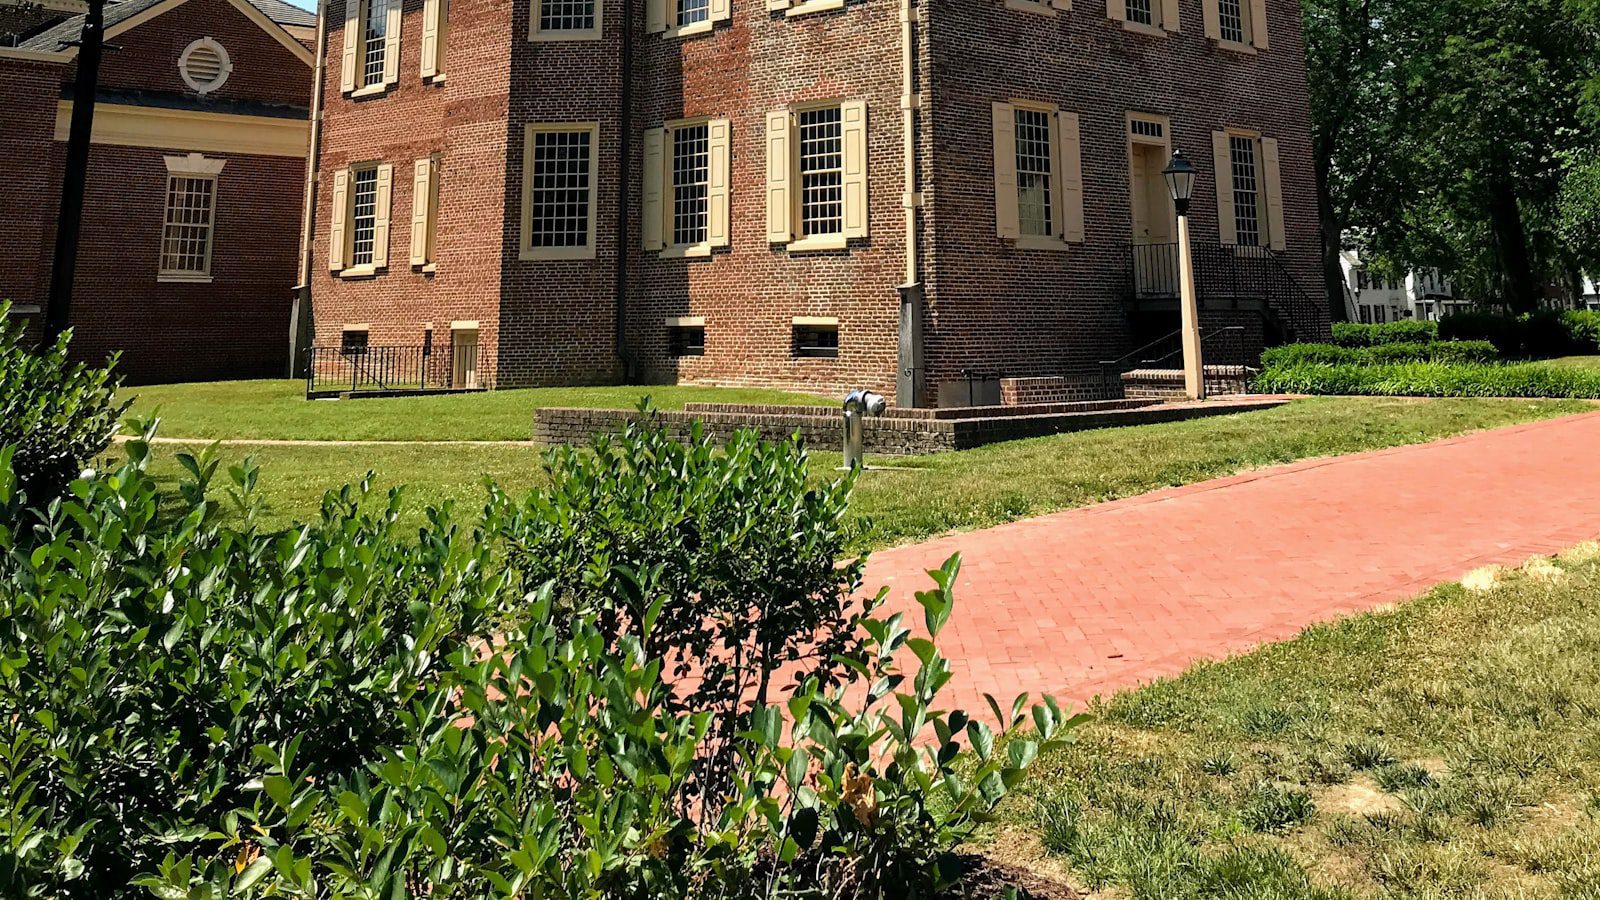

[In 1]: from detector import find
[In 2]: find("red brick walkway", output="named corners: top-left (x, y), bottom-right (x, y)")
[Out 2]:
top-left (865, 410), bottom-right (1600, 718)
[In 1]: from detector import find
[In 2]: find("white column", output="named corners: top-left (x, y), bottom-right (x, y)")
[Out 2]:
top-left (1177, 212), bottom-right (1205, 401)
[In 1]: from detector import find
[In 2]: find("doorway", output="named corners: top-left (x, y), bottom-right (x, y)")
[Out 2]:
top-left (451, 325), bottom-right (479, 390)
top-left (1128, 113), bottom-right (1176, 296)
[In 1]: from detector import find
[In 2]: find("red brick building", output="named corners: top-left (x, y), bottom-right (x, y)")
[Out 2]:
top-left (0, 0), bottom-right (314, 384)
top-left (304, 0), bottom-right (1328, 405)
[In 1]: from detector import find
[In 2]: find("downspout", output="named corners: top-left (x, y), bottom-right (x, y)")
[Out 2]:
top-left (895, 0), bottom-right (926, 406)
top-left (614, 0), bottom-right (636, 382)
top-left (290, 0), bottom-right (329, 377)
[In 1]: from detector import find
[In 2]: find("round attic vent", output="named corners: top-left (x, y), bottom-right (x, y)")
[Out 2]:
top-left (179, 38), bottom-right (232, 95)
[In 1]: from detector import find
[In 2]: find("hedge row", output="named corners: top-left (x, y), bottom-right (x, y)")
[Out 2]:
top-left (1331, 320), bottom-right (1439, 347)
top-left (1439, 310), bottom-right (1600, 358)
top-left (1254, 360), bottom-right (1600, 399)
top-left (1261, 340), bottom-right (1499, 368)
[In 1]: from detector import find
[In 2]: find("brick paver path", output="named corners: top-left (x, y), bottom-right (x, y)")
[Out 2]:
top-left (865, 410), bottom-right (1600, 718)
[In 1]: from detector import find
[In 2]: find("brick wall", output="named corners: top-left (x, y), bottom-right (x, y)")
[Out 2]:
top-left (0, 57), bottom-right (61, 318)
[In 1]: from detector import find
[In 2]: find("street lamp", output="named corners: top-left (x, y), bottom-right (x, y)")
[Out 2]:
top-left (1162, 150), bottom-right (1204, 401)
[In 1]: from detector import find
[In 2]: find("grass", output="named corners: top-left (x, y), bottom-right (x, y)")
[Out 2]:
top-left (118, 380), bottom-right (833, 442)
top-left (125, 396), bottom-right (1592, 550)
top-left (1540, 356), bottom-right (1600, 372)
top-left (989, 545), bottom-right (1600, 899)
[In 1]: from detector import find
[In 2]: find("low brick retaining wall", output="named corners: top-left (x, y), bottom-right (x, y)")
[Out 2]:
top-left (998, 376), bottom-right (1120, 406)
top-left (533, 396), bottom-right (1291, 456)
top-left (1122, 366), bottom-right (1257, 400)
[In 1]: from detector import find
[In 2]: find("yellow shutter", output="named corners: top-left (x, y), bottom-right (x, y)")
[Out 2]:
top-left (646, 0), bottom-right (666, 33)
top-left (1161, 0), bottom-right (1179, 30)
top-left (411, 158), bottom-right (432, 265)
top-left (642, 127), bottom-right (666, 250)
top-left (1212, 131), bottom-right (1237, 244)
top-left (841, 100), bottom-right (869, 239)
top-left (340, 0), bottom-right (358, 92)
top-left (420, 0), bottom-right (440, 78)
top-left (1106, 0), bottom-right (1124, 22)
top-left (1130, 146), bottom-right (1149, 239)
top-left (373, 162), bottom-right (394, 268)
top-left (766, 109), bottom-right (792, 244)
top-left (1057, 110), bottom-right (1085, 243)
top-left (1249, 0), bottom-right (1268, 47)
top-left (710, 0), bottom-right (731, 22)
top-left (382, 0), bottom-right (402, 86)
top-left (992, 102), bottom-right (1019, 239)
top-left (329, 168), bottom-right (349, 270)
top-left (1261, 136), bottom-right (1286, 250)
top-left (707, 117), bottom-right (732, 248)
top-left (1203, 0), bottom-right (1220, 39)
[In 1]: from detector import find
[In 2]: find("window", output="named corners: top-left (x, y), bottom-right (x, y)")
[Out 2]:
top-left (520, 123), bottom-right (599, 260)
top-left (421, 0), bottom-right (448, 80)
top-left (351, 167), bottom-right (380, 266)
top-left (767, 0), bottom-right (853, 17)
top-left (178, 38), bottom-right (231, 95)
top-left (1204, 0), bottom-right (1266, 47)
top-left (1212, 129), bottom-right (1285, 250)
top-left (340, 0), bottom-right (398, 94)
top-left (672, 124), bottom-right (710, 247)
top-left (341, 328), bottom-right (370, 355)
top-left (646, 0), bottom-right (728, 36)
top-left (644, 119), bottom-right (730, 255)
top-left (1126, 0), bottom-right (1153, 24)
top-left (1110, 0), bottom-right (1177, 30)
top-left (329, 162), bottom-right (393, 274)
top-left (362, 0), bottom-right (387, 86)
top-left (992, 101), bottom-right (1084, 248)
top-left (1217, 0), bottom-right (1244, 42)
top-left (531, 0), bottom-right (601, 39)
top-left (159, 157), bottom-right (221, 281)
top-left (669, 324), bottom-right (706, 357)
top-left (411, 154), bottom-right (441, 269)
top-left (766, 101), bottom-right (869, 251)
top-left (793, 319), bottom-right (839, 358)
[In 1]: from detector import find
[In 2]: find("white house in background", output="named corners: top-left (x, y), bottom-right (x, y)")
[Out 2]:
top-left (1581, 277), bottom-right (1600, 311)
top-left (1340, 251), bottom-right (1471, 323)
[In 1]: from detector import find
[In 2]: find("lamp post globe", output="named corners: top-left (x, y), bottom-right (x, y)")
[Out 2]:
top-left (1162, 150), bottom-right (1198, 217)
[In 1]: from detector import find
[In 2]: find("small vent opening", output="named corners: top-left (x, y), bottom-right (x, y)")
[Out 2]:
top-left (179, 38), bottom-right (232, 95)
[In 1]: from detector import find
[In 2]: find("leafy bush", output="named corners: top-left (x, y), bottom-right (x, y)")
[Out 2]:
top-left (1261, 340), bottom-right (1498, 368)
top-left (1, 419), bottom-right (1082, 898)
top-left (1331, 320), bottom-right (1438, 347)
top-left (1439, 309), bottom-right (1600, 358)
top-left (0, 300), bottom-right (129, 505)
top-left (1253, 360), bottom-right (1600, 398)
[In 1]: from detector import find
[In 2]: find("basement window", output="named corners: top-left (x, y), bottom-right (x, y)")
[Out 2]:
top-left (341, 329), bottom-right (370, 355)
top-left (793, 320), bottom-right (839, 359)
top-left (669, 325), bottom-right (706, 357)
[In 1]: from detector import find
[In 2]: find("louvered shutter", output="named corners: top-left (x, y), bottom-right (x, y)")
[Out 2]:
top-left (382, 0), bottom-right (402, 86)
top-left (1057, 111), bottom-right (1085, 243)
top-left (340, 0), bottom-right (359, 92)
top-left (992, 102), bottom-right (1019, 239)
top-left (1249, 0), bottom-right (1268, 46)
top-left (643, 128), bottom-right (666, 250)
top-left (766, 109), bottom-right (792, 244)
top-left (411, 158), bottom-right (433, 265)
top-left (1212, 131), bottom-right (1237, 244)
top-left (841, 100), bottom-right (869, 239)
top-left (1161, 0), bottom-right (1179, 30)
top-left (373, 162), bottom-right (394, 268)
top-left (420, 0), bottom-right (441, 78)
top-left (329, 168), bottom-right (350, 270)
top-left (707, 118), bottom-right (731, 248)
top-left (1261, 137), bottom-right (1286, 250)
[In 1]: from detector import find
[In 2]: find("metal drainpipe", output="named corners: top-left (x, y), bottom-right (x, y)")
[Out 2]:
top-left (614, 0), bottom-right (636, 382)
top-left (895, 0), bottom-right (926, 406)
top-left (289, 0), bottom-right (330, 377)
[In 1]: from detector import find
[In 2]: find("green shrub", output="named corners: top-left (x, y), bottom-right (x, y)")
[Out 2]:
top-left (1331, 320), bottom-right (1438, 347)
top-left (1439, 309), bottom-right (1600, 358)
top-left (1, 420), bottom-right (1081, 898)
top-left (1253, 360), bottom-right (1600, 398)
top-left (0, 301), bottom-right (129, 505)
top-left (1260, 340), bottom-right (1498, 368)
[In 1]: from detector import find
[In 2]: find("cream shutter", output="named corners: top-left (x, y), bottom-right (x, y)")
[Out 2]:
top-left (373, 162), bottom-right (394, 268)
top-left (1261, 137), bottom-right (1286, 250)
top-left (766, 109), bottom-right (792, 244)
top-left (710, 0), bottom-right (731, 22)
top-left (1106, 0), bottom-right (1124, 22)
top-left (1203, 0), bottom-right (1220, 39)
top-left (1249, 0), bottom-right (1268, 46)
top-left (1161, 0), bottom-right (1179, 30)
top-left (642, 128), bottom-right (666, 250)
top-left (420, 0), bottom-right (441, 78)
top-left (707, 117), bottom-right (731, 248)
top-left (340, 0), bottom-right (359, 92)
top-left (382, 0), bottom-right (402, 86)
top-left (841, 100), bottom-right (869, 239)
top-left (329, 168), bottom-right (350, 270)
top-left (646, 0), bottom-right (666, 33)
top-left (1130, 151), bottom-right (1149, 239)
top-left (410, 158), bottom-right (432, 265)
top-left (1212, 131), bottom-right (1237, 244)
top-left (992, 102), bottom-right (1019, 239)
top-left (1057, 111), bottom-right (1085, 243)
top-left (768, 0), bottom-right (792, 10)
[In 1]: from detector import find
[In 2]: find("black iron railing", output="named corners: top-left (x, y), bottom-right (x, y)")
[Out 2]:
top-left (304, 342), bottom-right (476, 397)
top-left (1122, 240), bottom-right (1315, 345)
top-left (1098, 325), bottom-right (1246, 390)
top-left (1129, 242), bottom-right (1181, 299)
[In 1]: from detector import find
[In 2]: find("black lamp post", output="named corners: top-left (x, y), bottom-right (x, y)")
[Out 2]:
top-left (1162, 150), bottom-right (1204, 400)
top-left (44, 0), bottom-right (109, 343)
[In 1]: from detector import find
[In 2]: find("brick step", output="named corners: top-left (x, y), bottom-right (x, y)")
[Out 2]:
top-left (1121, 366), bottom-right (1257, 399)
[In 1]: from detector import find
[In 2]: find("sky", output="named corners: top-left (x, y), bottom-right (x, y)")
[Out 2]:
top-left (286, 0), bottom-right (315, 9)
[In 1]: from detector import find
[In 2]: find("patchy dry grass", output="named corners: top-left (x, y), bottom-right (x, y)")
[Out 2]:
top-left (991, 553), bottom-right (1600, 899)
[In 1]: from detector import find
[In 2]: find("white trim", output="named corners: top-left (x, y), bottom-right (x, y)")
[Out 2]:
top-left (450, 320), bottom-right (479, 330)
top-left (665, 315), bottom-right (706, 327)
top-left (164, 152), bottom-right (227, 175)
top-left (44, 0), bottom-right (314, 67)
top-left (529, 0), bottom-right (604, 40)
top-left (791, 315), bottom-right (839, 326)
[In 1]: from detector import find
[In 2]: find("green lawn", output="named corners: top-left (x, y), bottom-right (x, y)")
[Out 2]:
top-left (126, 397), bottom-right (1592, 551)
top-left (118, 380), bottom-right (833, 442)
top-left (988, 545), bottom-right (1600, 899)
top-left (1540, 355), bottom-right (1600, 372)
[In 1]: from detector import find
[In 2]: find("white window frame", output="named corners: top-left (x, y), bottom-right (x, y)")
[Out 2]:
top-left (1204, 0), bottom-right (1267, 51)
top-left (793, 102), bottom-right (847, 247)
top-left (666, 118), bottom-right (712, 257)
top-left (159, 154), bottom-right (224, 283)
top-left (529, 0), bottom-right (603, 41)
top-left (343, 0), bottom-right (401, 98)
top-left (519, 122), bottom-right (601, 261)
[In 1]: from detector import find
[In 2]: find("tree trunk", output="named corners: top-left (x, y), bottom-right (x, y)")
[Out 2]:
top-left (1315, 141), bottom-right (1350, 324)
top-left (1486, 169), bottom-right (1538, 313)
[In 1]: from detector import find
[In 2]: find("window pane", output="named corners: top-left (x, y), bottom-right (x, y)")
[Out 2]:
top-left (363, 0), bottom-right (387, 86)
top-left (1229, 135), bottom-right (1261, 247)
top-left (1217, 0), bottom-right (1245, 43)
top-left (160, 175), bottom-right (216, 274)
top-left (671, 123), bottom-right (710, 247)
top-left (351, 167), bottom-right (379, 266)
top-left (798, 107), bottom-right (844, 239)
top-left (1127, 0), bottom-right (1154, 25)
top-left (1014, 108), bottom-right (1054, 238)
top-left (529, 129), bottom-right (593, 249)
top-left (677, 0), bottom-right (708, 26)
top-left (540, 0), bottom-right (595, 31)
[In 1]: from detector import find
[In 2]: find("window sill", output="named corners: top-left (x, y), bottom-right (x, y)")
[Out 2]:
top-left (519, 246), bottom-right (597, 261)
top-left (5, 304), bottom-right (41, 315)
top-left (660, 243), bottom-right (714, 259)
top-left (529, 28), bottom-right (604, 41)
top-left (1003, 0), bottom-right (1056, 16)
top-left (158, 273), bottom-right (214, 284)
top-left (786, 0), bottom-right (844, 17)
top-left (1120, 19), bottom-right (1167, 36)
top-left (424, 72), bottom-right (447, 84)
top-left (337, 265), bottom-right (379, 279)
top-left (419, 262), bottom-right (438, 273)
top-left (348, 83), bottom-right (390, 99)
top-left (663, 19), bottom-right (714, 37)
top-left (786, 234), bottom-right (849, 253)
top-left (1212, 38), bottom-right (1258, 54)
top-left (1012, 235), bottom-right (1070, 252)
